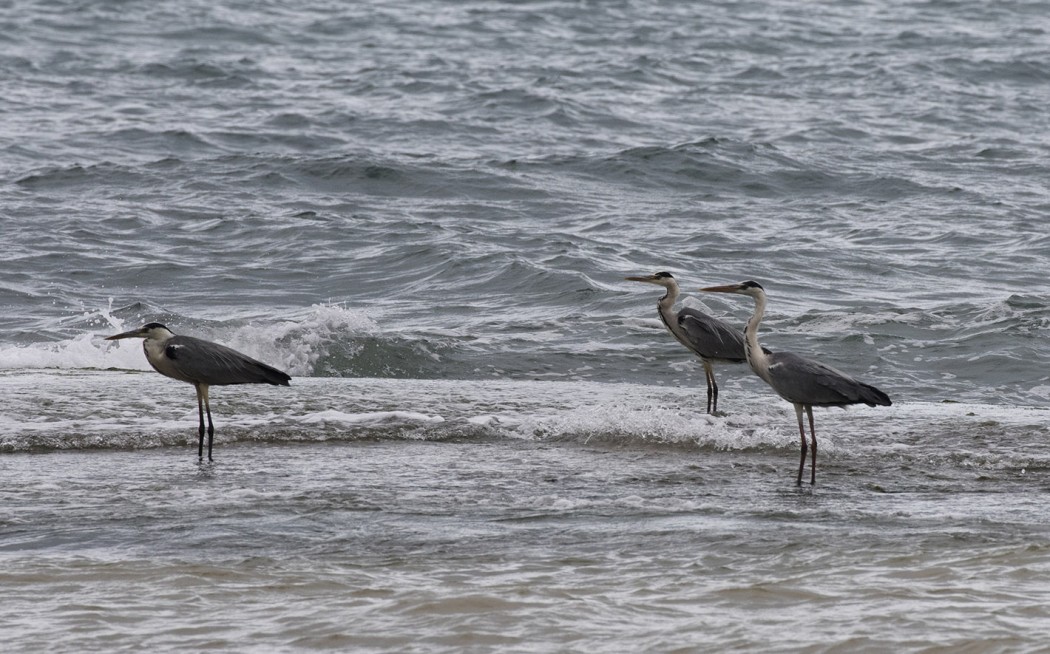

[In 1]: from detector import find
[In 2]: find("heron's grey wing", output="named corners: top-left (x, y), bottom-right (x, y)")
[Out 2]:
top-left (165, 335), bottom-right (291, 386)
top-left (766, 352), bottom-right (890, 407)
top-left (677, 309), bottom-right (748, 362)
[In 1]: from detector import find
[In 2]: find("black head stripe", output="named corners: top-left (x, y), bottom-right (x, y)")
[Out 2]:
top-left (142, 322), bottom-right (168, 330)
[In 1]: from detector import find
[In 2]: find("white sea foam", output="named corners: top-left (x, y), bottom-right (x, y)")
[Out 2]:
top-left (299, 409), bottom-right (445, 426)
top-left (1, 371), bottom-right (1045, 458)
top-left (0, 302), bottom-right (379, 377)
top-left (0, 331), bottom-right (152, 372)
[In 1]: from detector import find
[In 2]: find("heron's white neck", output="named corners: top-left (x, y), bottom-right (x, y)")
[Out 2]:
top-left (656, 279), bottom-right (680, 314)
top-left (655, 279), bottom-right (692, 346)
top-left (142, 328), bottom-right (175, 364)
top-left (655, 281), bottom-right (680, 331)
top-left (743, 290), bottom-right (773, 382)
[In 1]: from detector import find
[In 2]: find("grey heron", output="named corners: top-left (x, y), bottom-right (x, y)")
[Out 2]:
top-left (700, 281), bottom-right (891, 485)
top-left (106, 322), bottom-right (291, 461)
top-left (625, 271), bottom-right (756, 414)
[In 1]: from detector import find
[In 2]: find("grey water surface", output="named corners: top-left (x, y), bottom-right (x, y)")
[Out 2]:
top-left (2, 0), bottom-right (1050, 651)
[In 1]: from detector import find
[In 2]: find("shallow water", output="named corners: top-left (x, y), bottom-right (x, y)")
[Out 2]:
top-left (3, 0), bottom-right (1050, 650)
top-left (6, 433), bottom-right (1050, 653)
top-left (4, 375), bottom-right (1050, 651)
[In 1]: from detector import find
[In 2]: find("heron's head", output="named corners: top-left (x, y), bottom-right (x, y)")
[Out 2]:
top-left (105, 322), bottom-right (175, 341)
top-left (625, 271), bottom-right (677, 288)
top-left (700, 280), bottom-right (765, 298)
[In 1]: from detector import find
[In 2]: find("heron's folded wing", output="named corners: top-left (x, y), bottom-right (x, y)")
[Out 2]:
top-left (166, 335), bottom-right (291, 386)
top-left (677, 309), bottom-right (748, 362)
top-left (767, 352), bottom-right (889, 406)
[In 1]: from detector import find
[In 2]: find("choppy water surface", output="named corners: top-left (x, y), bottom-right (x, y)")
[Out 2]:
top-left (3, 0), bottom-right (1050, 651)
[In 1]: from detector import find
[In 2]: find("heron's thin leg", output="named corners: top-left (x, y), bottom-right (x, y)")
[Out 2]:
top-left (703, 360), bottom-right (716, 414)
top-left (201, 385), bottom-right (214, 462)
top-left (806, 405), bottom-right (816, 485)
top-left (195, 383), bottom-right (206, 459)
top-left (794, 404), bottom-right (807, 486)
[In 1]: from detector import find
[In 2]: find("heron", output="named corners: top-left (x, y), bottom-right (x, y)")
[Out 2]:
top-left (625, 271), bottom-right (758, 414)
top-left (105, 322), bottom-right (291, 461)
top-left (700, 281), bottom-right (891, 485)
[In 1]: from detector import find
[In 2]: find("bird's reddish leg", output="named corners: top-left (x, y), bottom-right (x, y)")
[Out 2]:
top-left (794, 404), bottom-right (807, 486)
top-left (195, 384), bottom-right (206, 459)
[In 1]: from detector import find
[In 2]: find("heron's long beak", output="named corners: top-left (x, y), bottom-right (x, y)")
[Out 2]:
top-left (625, 275), bottom-right (658, 283)
top-left (700, 283), bottom-right (747, 294)
top-left (105, 328), bottom-right (145, 341)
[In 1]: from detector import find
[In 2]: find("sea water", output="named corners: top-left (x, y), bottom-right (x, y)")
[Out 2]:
top-left (3, 0), bottom-right (1050, 651)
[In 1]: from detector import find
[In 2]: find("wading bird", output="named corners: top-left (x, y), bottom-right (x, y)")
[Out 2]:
top-left (106, 323), bottom-right (291, 461)
top-left (626, 271), bottom-right (756, 414)
top-left (700, 281), bottom-right (891, 485)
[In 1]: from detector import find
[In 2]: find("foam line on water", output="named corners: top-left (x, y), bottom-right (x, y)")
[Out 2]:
top-left (8, 373), bottom-right (1043, 461)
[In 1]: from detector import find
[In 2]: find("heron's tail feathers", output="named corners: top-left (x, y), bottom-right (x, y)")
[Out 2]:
top-left (858, 382), bottom-right (891, 407)
top-left (261, 365), bottom-right (292, 386)
top-left (245, 359), bottom-right (291, 386)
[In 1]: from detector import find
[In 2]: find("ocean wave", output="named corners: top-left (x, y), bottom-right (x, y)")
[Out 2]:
top-left (16, 161), bottom-right (157, 190)
top-left (0, 302), bottom-right (379, 378)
